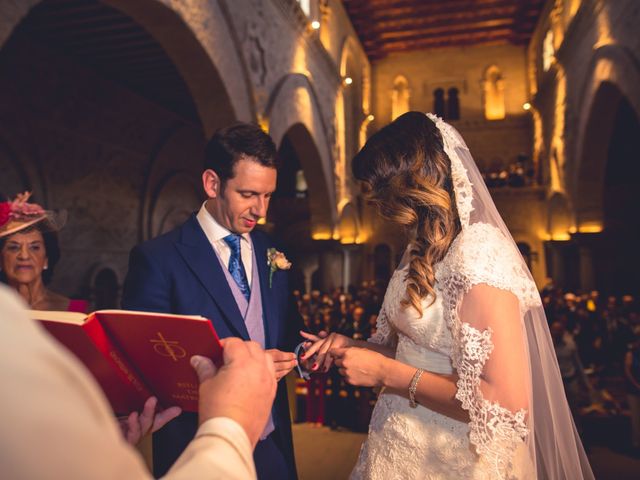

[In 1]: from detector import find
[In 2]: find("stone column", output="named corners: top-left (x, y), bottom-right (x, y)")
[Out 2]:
top-left (340, 244), bottom-right (364, 289)
top-left (342, 247), bottom-right (351, 290)
top-left (546, 241), bottom-right (566, 288)
top-left (297, 253), bottom-right (319, 294)
top-left (318, 250), bottom-right (343, 291)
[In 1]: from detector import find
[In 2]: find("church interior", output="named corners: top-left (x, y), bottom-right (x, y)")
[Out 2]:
top-left (1, 0), bottom-right (639, 478)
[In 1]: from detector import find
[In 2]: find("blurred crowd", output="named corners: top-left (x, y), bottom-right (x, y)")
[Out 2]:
top-left (542, 285), bottom-right (640, 453)
top-left (542, 286), bottom-right (639, 376)
top-left (482, 159), bottom-right (534, 188)
top-left (294, 281), bottom-right (640, 454)
top-left (293, 283), bottom-right (385, 432)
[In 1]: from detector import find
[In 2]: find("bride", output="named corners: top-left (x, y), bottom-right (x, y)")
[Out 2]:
top-left (301, 112), bottom-right (593, 479)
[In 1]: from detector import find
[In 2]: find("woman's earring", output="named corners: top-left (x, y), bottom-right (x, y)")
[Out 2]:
top-left (44, 264), bottom-right (48, 270)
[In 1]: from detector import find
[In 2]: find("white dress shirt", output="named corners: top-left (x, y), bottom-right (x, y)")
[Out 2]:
top-left (196, 203), bottom-right (253, 284)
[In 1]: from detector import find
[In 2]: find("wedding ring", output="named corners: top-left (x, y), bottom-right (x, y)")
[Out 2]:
top-left (294, 341), bottom-right (311, 380)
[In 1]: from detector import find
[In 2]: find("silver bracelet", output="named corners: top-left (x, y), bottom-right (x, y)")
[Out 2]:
top-left (409, 368), bottom-right (425, 408)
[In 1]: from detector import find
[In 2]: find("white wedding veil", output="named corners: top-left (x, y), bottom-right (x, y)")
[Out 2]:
top-left (426, 112), bottom-right (594, 479)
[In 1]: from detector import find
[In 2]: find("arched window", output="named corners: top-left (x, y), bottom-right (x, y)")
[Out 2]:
top-left (542, 29), bottom-right (554, 72)
top-left (483, 65), bottom-right (505, 120)
top-left (297, 0), bottom-right (311, 17)
top-left (391, 75), bottom-right (410, 120)
top-left (275, 134), bottom-right (300, 199)
top-left (447, 87), bottom-right (460, 120)
top-left (295, 169), bottom-right (308, 198)
top-left (433, 88), bottom-right (445, 118)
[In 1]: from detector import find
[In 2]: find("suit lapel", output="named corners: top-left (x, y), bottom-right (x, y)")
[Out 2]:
top-left (251, 232), bottom-right (279, 349)
top-left (175, 215), bottom-right (250, 340)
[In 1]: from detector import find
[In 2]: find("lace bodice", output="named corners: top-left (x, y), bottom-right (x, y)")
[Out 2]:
top-left (357, 222), bottom-right (537, 480)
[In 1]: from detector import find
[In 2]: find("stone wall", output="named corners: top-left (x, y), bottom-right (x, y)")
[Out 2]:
top-left (372, 43), bottom-right (530, 124)
top-left (528, 0), bottom-right (640, 292)
top-left (0, 34), bottom-right (206, 300)
top-left (366, 41), bottom-right (544, 284)
top-left (0, 0), bottom-right (370, 302)
top-left (529, 0), bottom-right (640, 227)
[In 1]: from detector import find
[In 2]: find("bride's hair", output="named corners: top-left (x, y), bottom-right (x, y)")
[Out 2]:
top-left (352, 111), bottom-right (461, 315)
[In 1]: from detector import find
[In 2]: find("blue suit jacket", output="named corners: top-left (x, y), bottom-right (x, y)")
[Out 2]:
top-left (122, 214), bottom-right (301, 478)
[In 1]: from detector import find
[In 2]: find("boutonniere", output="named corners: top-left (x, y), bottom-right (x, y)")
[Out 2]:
top-left (267, 248), bottom-right (291, 287)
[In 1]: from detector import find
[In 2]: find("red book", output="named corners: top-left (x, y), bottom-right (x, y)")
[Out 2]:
top-left (30, 309), bottom-right (223, 415)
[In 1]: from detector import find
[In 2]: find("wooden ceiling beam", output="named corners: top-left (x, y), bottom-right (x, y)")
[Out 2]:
top-left (343, 0), bottom-right (543, 59)
top-left (344, 0), bottom-right (516, 18)
top-left (355, 4), bottom-right (518, 25)
top-left (364, 22), bottom-right (517, 48)
top-left (357, 17), bottom-right (516, 42)
top-left (370, 32), bottom-right (518, 57)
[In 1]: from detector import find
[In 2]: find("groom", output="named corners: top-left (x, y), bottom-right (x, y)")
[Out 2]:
top-left (122, 123), bottom-right (302, 479)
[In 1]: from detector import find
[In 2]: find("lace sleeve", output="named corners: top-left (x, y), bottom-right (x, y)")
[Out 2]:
top-left (437, 223), bottom-right (536, 478)
top-left (367, 308), bottom-right (397, 348)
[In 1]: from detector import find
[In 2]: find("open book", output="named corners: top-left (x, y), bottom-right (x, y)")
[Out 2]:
top-left (29, 309), bottom-right (223, 415)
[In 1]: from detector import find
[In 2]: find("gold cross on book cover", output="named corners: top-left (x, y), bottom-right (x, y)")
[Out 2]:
top-left (28, 309), bottom-right (223, 414)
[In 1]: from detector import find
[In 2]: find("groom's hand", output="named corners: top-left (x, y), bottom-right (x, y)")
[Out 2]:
top-left (265, 349), bottom-right (297, 380)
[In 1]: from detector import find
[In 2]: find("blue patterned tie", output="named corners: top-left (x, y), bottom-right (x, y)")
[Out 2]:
top-left (223, 234), bottom-right (251, 301)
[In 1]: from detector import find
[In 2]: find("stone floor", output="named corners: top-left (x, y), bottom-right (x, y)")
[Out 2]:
top-left (292, 424), bottom-right (365, 480)
top-left (292, 423), bottom-right (640, 480)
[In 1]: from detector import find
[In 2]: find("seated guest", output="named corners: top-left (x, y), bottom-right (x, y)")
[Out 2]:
top-left (0, 192), bottom-right (87, 312)
top-left (0, 284), bottom-right (276, 479)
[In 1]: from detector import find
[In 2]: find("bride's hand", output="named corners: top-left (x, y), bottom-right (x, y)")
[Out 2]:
top-left (299, 330), bottom-right (354, 373)
top-left (330, 347), bottom-right (388, 387)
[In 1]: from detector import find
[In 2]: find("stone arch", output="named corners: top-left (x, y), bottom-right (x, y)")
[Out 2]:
top-left (337, 201), bottom-right (360, 244)
top-left (338, 36), bottom-right (361, 81)
top-left (266, 73), bottom-right (336, 234)
top-left (149, 171), bottom-right (201, 238)
top-left (141, 125), bottom-right (205, 241)
top-left (0, 0), bottom-right (253, 136)
top-left (361, 58), bottom-right (372, 115)
top-left (90, 265), bottom-right (121, 309)
top-left (338, 36), bottom-right (364, 199)
top-left (571, 45), bottom-right (640, 227)
top-left (359, 114), bottom-right (374, 150)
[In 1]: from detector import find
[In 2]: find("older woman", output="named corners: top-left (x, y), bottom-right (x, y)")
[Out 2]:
top-left (0, 192), bottom-right (86, 312)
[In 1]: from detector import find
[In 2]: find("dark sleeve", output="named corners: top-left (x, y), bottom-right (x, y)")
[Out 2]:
top-left (121, 245), bottom-right (171, 313)
top-left (284, 286), bottom-right (305, 352)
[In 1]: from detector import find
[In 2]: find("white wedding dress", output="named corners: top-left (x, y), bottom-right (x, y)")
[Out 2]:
top-left (350, 113), bottom-right (593, 480)
top-left (351, 222), bottom-right (538, 480)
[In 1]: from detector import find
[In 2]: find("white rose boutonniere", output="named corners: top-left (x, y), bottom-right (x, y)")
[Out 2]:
top-left (267, 248), bottom-right (292, 287)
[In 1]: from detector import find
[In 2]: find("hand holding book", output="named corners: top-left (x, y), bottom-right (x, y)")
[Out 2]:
top-left (194, 338), bottom-right (277, 447)
top-left (30, 309), bottom-right (224, 414)
top-left (31, 309), bottom-right (278, 448)
top-left (118, 396), bottom-right (181, 445)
